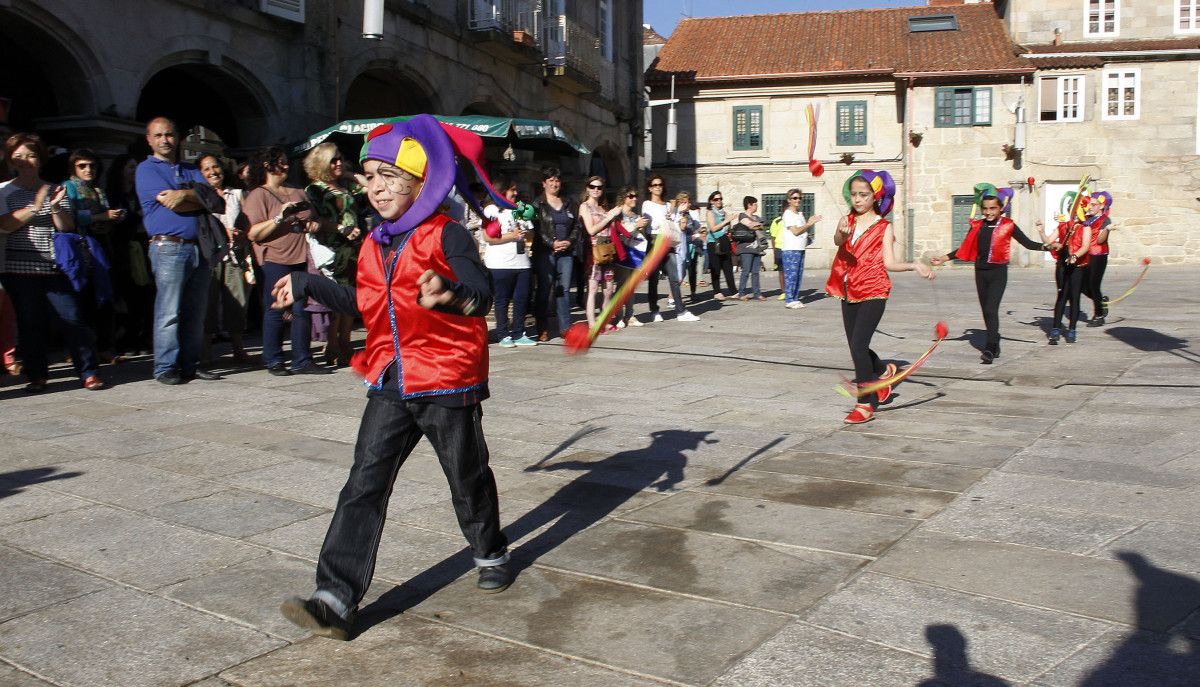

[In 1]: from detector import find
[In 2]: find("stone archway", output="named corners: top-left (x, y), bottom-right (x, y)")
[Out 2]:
top-left (590, 142), bottom-right (627, 186)
top-left (343, 68), bottom-right (437, 120)
top-left (136, 60), bottom-right (273, 151)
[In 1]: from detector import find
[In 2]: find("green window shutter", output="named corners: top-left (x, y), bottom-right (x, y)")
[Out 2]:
top-left (935, 88), bottom-right (953, 127)
top-left (951, 194), bottom-right (974, 263)
top-left (836, 101), bottom-right (867, 146)
top-left (761, 193), bottom-right (786, 225)
top-left (973, 87), bottom-right (992, 125)
top-left (733, 105), bottom-right (763, 150)
top-left (801, 193), bottom-right (815, 219)
top-left (937, 87), bottom-right (990, 127)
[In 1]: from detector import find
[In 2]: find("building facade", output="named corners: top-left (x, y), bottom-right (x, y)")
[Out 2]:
top-left (0, 0), bottom-right (644, 186)
top-left (646, 1), bottom-right (1200, 268)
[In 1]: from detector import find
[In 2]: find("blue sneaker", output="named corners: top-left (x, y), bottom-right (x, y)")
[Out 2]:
top-left (498, 337), bottom-right (516, 348)
top-left (513, 336), bottom-right (537, 347)
top-left (1064, 329), bottom-right (1077, 344)
top-left (1048, 328), bottom-right (1060, 345)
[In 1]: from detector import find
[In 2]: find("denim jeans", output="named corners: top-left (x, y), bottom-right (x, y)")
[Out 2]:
top-left (491, 267), bottom-right (531, 339)
top-left (0, 273), bottom-right (98, 381)
top-left (148, 240), bottom-right (211, 377)
top-left (533, 251), bottom-right (574, 335)
top-left (738, 252), bottom-right (763, 297)
top-left (782, 250), bottom-right (807, 304)
top-left (260, 261), bottom-right (312, 369)
top-left (313, 392), bottom-right (508, 617)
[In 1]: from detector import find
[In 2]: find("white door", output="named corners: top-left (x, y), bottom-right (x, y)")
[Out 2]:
top-left (1042, 182), bottom-right (1075, 262)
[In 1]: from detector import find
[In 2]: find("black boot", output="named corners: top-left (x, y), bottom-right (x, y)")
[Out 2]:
top-left (477, 564), bottom-right (512, 593)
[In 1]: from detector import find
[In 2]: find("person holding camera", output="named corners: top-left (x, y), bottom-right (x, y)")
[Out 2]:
top-left (244, 146), bottom-right (334, 376)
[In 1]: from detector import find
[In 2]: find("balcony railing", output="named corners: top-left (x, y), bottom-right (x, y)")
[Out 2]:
top-left (469, 0), bottom-right (540, 45)
top-left (544, 14), bottom-right (600, 83)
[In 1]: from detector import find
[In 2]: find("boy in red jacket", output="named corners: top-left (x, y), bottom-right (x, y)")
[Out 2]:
top-left (273, 115), bottom-right (515, 640)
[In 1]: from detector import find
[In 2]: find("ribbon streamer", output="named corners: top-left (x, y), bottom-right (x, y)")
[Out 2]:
top-left (805, 103), bottom-right (824, 177)
top-left (564, 232), bottom-right (674, 355)
top-left (1106, 257), bottom-right (1151, 306)
top-left (835, 322), bottom-right (949, 398)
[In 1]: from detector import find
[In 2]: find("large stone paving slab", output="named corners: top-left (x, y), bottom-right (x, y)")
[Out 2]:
top-left (0, 545), bottom-right (110, 622)
top-left (1032, 626), bottom-right (1200, 687)
top-left (25, 457), bottom-right (220, 511)
top-left (923, 497), bottom-right (1139, 555)
top-left (535, 519), bottom-right (864, 613)
top-left (799, 431), bottom-right (1019, 468)
top-left (406, 566), bottom-right (793, 685)
top-left (871, 530), bottom-right (1200, 632)
top-left (146, 489), bottom-right (327, 539)
top-left (0, 587), bottom-right (284, 687)
top-left (752, 450), bottom-right (988, 492)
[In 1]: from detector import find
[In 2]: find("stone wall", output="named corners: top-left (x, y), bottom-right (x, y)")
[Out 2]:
top-left (1008, 0), bottom-right (1181, 45)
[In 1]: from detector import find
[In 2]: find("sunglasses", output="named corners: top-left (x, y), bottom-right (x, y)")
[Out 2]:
top-left (648, 182), bottom-right (663, 187)
top-left (76, 162), bottom-right (96, 169)
top-left (712, 197), bottom-right (723, 202)
top-left (625, 193), bottom-right (637, 199)
top-left (588, 184), bottom-right (604, 190)
top-left (789, 196), bottom-right (801, 200)
top-left (330, 157), bottom-right (343, 163)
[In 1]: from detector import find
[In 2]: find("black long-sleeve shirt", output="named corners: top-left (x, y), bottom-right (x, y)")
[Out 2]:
top-left (947, 219), bottom-right (1044, 271)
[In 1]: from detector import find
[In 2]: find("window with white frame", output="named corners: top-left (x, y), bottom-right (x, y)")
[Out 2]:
top-left (599, 0), bottom-right (613, 61)
top-left (1103, 69), bottom-right (1139, 120)
top-left (1084, 0), bottom-right (1119, 37)
top-left (1039, 75), bottom-right (1085, 122)
top-left (1178, 0), bottom-right (1200, 33)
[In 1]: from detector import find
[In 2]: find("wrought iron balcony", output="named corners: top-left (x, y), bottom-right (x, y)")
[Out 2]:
top-left (543, 14), bottom-right (600, 88)
top-left (468, 0), bottom-right (541, 47)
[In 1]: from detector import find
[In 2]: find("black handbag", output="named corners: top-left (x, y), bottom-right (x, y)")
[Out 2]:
top-left (730, 225), bottom-right (756, 243)
top-left (714, 233), bottom-right (732, 256)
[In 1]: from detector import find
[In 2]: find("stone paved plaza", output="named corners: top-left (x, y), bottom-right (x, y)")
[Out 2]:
top-left (0, 264), bottom-right (1198, 687)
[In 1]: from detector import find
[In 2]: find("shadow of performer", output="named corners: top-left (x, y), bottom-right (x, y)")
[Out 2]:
top-left (356, 429), bottom-right (710, 633)
top-left (918, 624), bottom-right (1010, 687)
top-left (1076, 552), bottom-right (1200, 686)
top-left (0, 467), bottom-right (84, 500)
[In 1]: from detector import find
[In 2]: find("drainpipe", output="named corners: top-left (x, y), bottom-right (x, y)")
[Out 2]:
top-left (903, 77), bottom-right (915, 262)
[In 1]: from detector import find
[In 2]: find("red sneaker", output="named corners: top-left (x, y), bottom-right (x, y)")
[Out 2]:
top-left (875, 363), bottom-right (898, 404)
top-left (843, 403), bottom-right (874, 424)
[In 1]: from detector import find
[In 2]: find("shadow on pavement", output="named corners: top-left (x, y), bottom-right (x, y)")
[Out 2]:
top-left (1106, 327), bottom-right (1200, 366)
top-left (0, 466), bottom-right (83, 500)
top-left (918, 624), bottom-right (1010, 687)
top-left (356, 429), bottom-right (716, 635)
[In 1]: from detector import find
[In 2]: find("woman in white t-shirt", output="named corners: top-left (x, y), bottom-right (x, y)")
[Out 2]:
top-left (480, 180), bottom-right (535, 347)
top-left (641, 174), bottom-right (672, 320)
top-left (780, 188), bottom-right (822, 309)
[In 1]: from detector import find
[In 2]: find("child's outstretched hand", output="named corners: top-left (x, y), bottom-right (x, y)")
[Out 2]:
top-left (417, 269), bottom-right (454, 310)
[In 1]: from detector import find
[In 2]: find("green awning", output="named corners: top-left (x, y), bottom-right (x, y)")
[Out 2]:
top-left (293, 115), bottom-right (589, 157)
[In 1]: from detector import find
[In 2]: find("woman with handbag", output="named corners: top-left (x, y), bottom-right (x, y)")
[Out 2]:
top-left (579, 176), bottom-right (623, 333)
top-left (704, 191), bottom-right (737, 300)
top-left (481, 179), bottom-right (536, 347)
top-left (198, 154), bottom-right (252, 365)
top-left (734, 196), bottom-right (767, 300)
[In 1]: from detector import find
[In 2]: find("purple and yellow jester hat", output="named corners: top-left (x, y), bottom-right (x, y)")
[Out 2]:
top-left (1079, 190), bottom-right (1113, 226)
top-left (971, 183), bottom-right (1014, 216)
top-left (842, 169), bottom-right (896, 217)
top-left (360, 114), bottom-right (515, 244)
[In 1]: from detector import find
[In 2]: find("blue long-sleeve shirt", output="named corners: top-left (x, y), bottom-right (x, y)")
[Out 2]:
top-left (135, 156), bottom-right (207, 240)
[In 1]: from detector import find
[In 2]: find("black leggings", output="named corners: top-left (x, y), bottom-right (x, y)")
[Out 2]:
top-left (1053, 260), bottom-right (1085, 331)
top-left (1082, 253), bottom-right (1108, 316)
top-left (975, 267), bottom-right (1007, 355)
top-left (841, 298), bottom-right (888, 409)
top-left (709, 250), bottom-right (735, 296)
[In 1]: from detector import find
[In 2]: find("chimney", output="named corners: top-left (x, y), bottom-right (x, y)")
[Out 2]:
top-left (1053, 27), bottom-right (1063, 45)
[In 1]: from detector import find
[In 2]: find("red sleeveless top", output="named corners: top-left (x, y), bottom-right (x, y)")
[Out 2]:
top-left (1053, 221), bottom-right (1091, 267)
top-left (351, 214), bottom-right (488, 399)
top-left (954, 217), bottom-right (1016, 264)
top-left (825, 214), bottom-right (891, 302)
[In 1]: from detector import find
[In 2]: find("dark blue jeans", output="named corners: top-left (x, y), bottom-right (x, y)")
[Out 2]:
top-left (491, 267), bottom-right (531, 339)
top-left (260, 261), bottom-right (312, 369)
top-left (738, 252), bottom-right (763, 297)
top-left (149, 240), bottom-right (211, 377)
top-left (533, 251), bottom-right (574, 335)
top-left (1, 273), bottom-right (98, 382)
top-left (312, 392), bottom-right (508, 618)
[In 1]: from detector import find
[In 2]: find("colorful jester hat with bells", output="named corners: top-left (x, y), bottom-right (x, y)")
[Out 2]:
top-left (971, 183), bottom-right (1015, 218)
top-left (1080, 190), bottom-right (1113, 227)
top-left (360, 114), bottom-right (515, 244)
top-left (842, 170), bottom-right (896, 217)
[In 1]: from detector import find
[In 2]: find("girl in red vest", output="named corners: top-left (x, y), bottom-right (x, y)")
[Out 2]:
top-left (270, 115), bottom-right (516, 640)
top-left (826, 170), bottom-right (933, 425)
top-left (1036, 202), bottom-right (1093, 344)
top-left (1080, 191), bottom-right (1114, 327)
top-left (930, 185), bottom-right (1048, 364)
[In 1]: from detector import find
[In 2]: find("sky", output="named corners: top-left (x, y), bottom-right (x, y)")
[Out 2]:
top-left (643, 0), bottom-right (918, 37)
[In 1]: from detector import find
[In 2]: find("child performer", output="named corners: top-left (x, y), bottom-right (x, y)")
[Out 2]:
top-left (272, 115), bottom-right (515, 640)
top-left (1036, 197), bottom-right (1093, 345)
top-left (826, 170), bottom-right (933, 425)
top-left (1080, 191), bottom-right (1113, 327)
top-left (930, 184), bottom-right (1048, 364)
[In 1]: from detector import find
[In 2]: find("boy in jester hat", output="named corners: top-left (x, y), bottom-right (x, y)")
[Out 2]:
top-left (273, 114), bottom-right (517, 640)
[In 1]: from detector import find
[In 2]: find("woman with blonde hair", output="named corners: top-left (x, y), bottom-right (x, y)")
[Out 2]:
top-left (303, 142), bottom-right (364, 367)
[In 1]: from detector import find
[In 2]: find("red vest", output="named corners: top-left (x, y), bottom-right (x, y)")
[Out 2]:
top-left (954, 217), bottom-right (1015, 264)
top-left (1086, 216), bottom-right (1110, 256)
top-left (1054, 221), bottom-right (1091, 267)
top-left (350, 214), bottom-right (488, 399)
top-left (825, 215), bottom-right (891, 302)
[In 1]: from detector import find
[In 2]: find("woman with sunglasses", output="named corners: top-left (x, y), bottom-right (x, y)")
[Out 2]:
top-left (781, 188), bottom-right (821, 309)
top-left (641, 175), bottom-right (671, 322)
top-left (579, 176), bottom-right (624, 333)
top-left (612, 185), bottom-right (649, 328)
top-left (304, 142), bottom-right (365, 366)
top-left (64, 148), bottom-right (124, 362)
top-left (704, 191), bottom-right (737, 300)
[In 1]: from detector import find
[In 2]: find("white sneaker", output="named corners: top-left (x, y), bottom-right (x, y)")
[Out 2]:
top-left (627, 318), bottom-right (644, 327)
top-left (652, 312), bottom-right (664, 323)
top-left (615, 319), bottom-right (627, 330)
top-left (667, 298), bottom-right (675, 307)
top-left (677, 311), bottom-right (700, 322)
